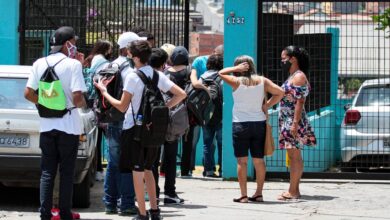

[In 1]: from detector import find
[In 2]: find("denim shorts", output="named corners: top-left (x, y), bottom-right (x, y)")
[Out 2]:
top-left (232, 121), bottom-right (266, 158)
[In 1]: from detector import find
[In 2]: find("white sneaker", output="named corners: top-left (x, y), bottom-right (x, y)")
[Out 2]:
top-left (95, 171), bottom-right (104, 181)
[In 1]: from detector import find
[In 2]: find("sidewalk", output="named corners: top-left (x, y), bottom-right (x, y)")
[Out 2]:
top-left (3, 175), bottom-right (389, 219)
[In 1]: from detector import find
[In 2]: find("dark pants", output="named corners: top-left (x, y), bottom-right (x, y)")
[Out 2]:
top-left (39, 130), bottom-right (79, 220)
top-left (202, 123), bottom-right (222, 174)
top-left (96, 127), bottom-right (104, 172)
top-left (181, 125), bottom-right (197, 176)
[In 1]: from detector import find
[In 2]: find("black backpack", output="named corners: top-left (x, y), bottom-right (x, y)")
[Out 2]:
top-left (95, 61), bottom-right (129, 123)
top-left (202, 72), bottom-right (223, 126)
top-left (132, 70), bottom-right (169, 148)
top-left (185, 83), bottom-right (214, 126)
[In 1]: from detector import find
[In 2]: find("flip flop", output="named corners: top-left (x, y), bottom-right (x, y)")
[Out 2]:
top-left (233, 195), bottom-right (248, 203)
top-left (277, 192), bottom-right (300, 201)
top-left (248, 195), bottom-right (264, 202)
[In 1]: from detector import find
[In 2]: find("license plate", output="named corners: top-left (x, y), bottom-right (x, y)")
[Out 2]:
top-left (0, 133), bottom-right (30, 148)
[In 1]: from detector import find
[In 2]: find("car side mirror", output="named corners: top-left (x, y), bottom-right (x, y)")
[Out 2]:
top-left (344, 103), bottom-right (352, 111)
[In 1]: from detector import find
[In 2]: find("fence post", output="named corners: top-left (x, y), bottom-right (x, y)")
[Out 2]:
top-left (222, 0), bottom-right (258, 179)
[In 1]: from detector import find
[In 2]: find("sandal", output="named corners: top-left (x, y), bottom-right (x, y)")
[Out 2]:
top-left (233, 195), bottom-right (248, 203)
top-left (248, 195), bottom-right (264, 202)
top-left (277, 192), bottom-right (300, 201)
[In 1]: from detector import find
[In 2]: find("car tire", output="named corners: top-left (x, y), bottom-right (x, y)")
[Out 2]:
top-left (72, 169), bottom-right (91, 208)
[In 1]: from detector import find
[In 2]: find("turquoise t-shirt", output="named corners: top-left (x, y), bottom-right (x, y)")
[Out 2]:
top-left (191, 55), bottom-right (209, 78)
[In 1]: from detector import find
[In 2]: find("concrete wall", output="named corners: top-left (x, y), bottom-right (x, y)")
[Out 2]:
top-left (0, 0), bottom-right (19, 64)
top-left (222, 0), bottom-right (258, 179)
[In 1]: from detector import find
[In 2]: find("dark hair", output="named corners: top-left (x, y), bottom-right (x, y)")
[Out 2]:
top-left (138, 31), bottom-right (155, 40)
top-left (128, 40), bottom-right (152, 64)
top-left (149, 48), bottom-right (168, 69)
top-left (83, 39), bottom-right (112, 67)
top-left (206, 54), bottom-right (223, 71)
top-left (283, 45), bottom-right (310, 74)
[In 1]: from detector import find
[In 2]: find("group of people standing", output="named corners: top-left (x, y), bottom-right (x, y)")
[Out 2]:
top-left (24, 25), bottom-right (316, 220)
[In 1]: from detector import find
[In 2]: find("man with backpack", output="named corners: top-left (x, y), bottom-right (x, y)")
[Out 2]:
top-left (199, 54), bottom-right (224, 177)
top-left (98, 32), bottom-right (146, 216)
top-left (24, 26), bottom-right (87, 220)
top-left (94, 40), bottom-right (186, 220)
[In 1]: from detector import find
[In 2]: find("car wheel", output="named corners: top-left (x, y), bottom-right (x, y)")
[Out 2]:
top-left (72, 169), bottom-right (91, 208)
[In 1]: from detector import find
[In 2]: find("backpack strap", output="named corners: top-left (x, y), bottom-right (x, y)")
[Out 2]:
top-left (44, 57), bottom-right (66, 68)
top-left (118, 60), bottom-right (130, 72)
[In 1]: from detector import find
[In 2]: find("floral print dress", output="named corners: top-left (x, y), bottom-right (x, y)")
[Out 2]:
top-left (278, 72), bottom-right (317, 149)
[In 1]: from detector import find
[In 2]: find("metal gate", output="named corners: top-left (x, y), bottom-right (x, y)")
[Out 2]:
top-left (19, 0), bottom-right (190, 65)
top-left (258, 1), bottom-right (390, 179)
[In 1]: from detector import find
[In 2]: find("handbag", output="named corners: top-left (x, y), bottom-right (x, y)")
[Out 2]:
top-left (263, 78), bottom-right (275, 156)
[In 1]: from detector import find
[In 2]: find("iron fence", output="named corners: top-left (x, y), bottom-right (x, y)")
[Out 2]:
top-left (19, 0), bottom-right (190, 65)
top-left (258, 1), bottom-right (390, 179)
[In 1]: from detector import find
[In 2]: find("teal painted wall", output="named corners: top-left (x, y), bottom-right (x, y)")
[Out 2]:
top-left (266, 109), bottom-right (336, 172)
top-left (0, 0), bottom-right (19, 64)
top-left (222, 0), bottom-right (258, 179)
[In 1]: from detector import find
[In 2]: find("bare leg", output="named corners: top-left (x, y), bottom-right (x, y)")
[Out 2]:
top-left (252, 158), bottom-right (266, 196)
top-left (287, 149), bottom-right (303, 197)
top-left (144, 169), bottom-right (158, 210)
top-left (133, 171), bottom-right (146, 216)
top-left (236, 157), bottom-right (248, 202)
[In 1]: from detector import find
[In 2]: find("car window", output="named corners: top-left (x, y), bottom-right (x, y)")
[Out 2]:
top-left (355, 86), bottom-right (390, 107)
top-left (0, 77), bottom-right (36, 110)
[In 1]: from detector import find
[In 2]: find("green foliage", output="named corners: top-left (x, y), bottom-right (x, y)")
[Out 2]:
top-left (346, 78), bottom-right (361, 92)
top-left (372, 7), bottom-right (390, 37)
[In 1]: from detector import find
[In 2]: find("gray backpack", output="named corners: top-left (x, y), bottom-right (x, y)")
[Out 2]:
top-left (165, 101), bottom-right (189, 143)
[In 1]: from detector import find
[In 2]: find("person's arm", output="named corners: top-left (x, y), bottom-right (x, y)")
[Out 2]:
top-left (94, 79), bottom-right (132, 113)
top-left (263, 77), bottom-right (284, 110)
top-left (24, 87), bottom-right (38, 104)
top-left (72, 91), bottom-right (87, 108)
top-left (290, 72), bottom-right (307, 136)
top-left (218, 62), bottom-right (249, 90)
top-left (166, 84), bottom-right (187, 109)
top-left (190, 68), bottom-right (208, 90)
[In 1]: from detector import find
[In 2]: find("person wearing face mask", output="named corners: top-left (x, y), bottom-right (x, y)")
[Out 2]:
top-left (278, 46), bottom-right (317, 201)
top-left (24, 26), bottom-right (87, 220)
top-left (101, 32), bottom-right (146, 216)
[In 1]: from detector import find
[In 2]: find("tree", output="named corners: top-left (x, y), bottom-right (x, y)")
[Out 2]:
top-left (372, 7), bottom-right (390, 38)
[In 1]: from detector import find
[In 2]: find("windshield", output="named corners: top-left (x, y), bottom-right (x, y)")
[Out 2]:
top-left (0, 77), bottom-right (36, 110)
top-left (355, 86), bottom-right (390, 107)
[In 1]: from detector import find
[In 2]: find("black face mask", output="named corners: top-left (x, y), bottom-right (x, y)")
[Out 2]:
top-left (280, 60), bottom-right (292, 74)
top-left (105, 53), bottom-right (112, 60)
top-left (128, 58), bottom-right (135, 68)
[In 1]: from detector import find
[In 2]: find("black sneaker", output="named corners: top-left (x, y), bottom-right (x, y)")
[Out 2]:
top-left (164, 194), bottom-right (184, 204)
top-left (132, 214), bottom-right (149, 220)
top-left (149, 208), bottom-right (162, 220)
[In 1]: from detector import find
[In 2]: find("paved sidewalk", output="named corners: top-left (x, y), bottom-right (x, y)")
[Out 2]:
top-left (3, 175), bottom-right (390, 220)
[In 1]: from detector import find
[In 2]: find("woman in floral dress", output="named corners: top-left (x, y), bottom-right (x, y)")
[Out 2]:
top-left (278, 46), bottom-right (317, 200)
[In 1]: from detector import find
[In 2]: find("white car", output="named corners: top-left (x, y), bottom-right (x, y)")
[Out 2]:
top-left (0, 65), bottom-right (98, 208)
top-left (340, 78), bottom-right (390, 168)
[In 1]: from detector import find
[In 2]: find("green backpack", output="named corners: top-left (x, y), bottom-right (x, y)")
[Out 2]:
top-left (37, 57), bottom-right (71, 118)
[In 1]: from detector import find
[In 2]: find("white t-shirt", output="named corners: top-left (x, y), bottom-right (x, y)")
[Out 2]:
top-left (112, 55), bottom-right (134, 81)
top-left (90, 54), bottom-right (109, 74)
top-left (122, 65), bottom-right (174, 130)
top-left (26, 53), bottom-right (87, 135)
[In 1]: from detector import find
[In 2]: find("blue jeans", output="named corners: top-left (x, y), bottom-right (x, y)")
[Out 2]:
top-left (39, 130), bottom-right (79, 220)
top-left (202, 123), bottom-right (222, 173)
top-left (103, 123), bottom-right (135, 210)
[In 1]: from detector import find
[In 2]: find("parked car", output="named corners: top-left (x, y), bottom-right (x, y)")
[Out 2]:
top-left (340, 78), bottom-right (390, 168)
top-left (0, 65), bottom-right (98, 208)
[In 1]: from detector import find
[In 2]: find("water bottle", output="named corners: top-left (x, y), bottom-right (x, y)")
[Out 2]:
top-left (133, 114), bottom-right (143, 141)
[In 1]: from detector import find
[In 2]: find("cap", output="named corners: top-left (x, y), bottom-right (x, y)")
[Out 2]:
top-left (170, 46), bottom-right (189, 66)
top-left (160, 43), bottom-right (176, 58)
top-left (117, 32), bottom-right (147, 49)
top-left (49, 26), bottom-right (78, 53)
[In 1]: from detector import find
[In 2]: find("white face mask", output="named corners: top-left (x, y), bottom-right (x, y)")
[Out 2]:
top-left (66, 41), bottom-right (77, 58)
